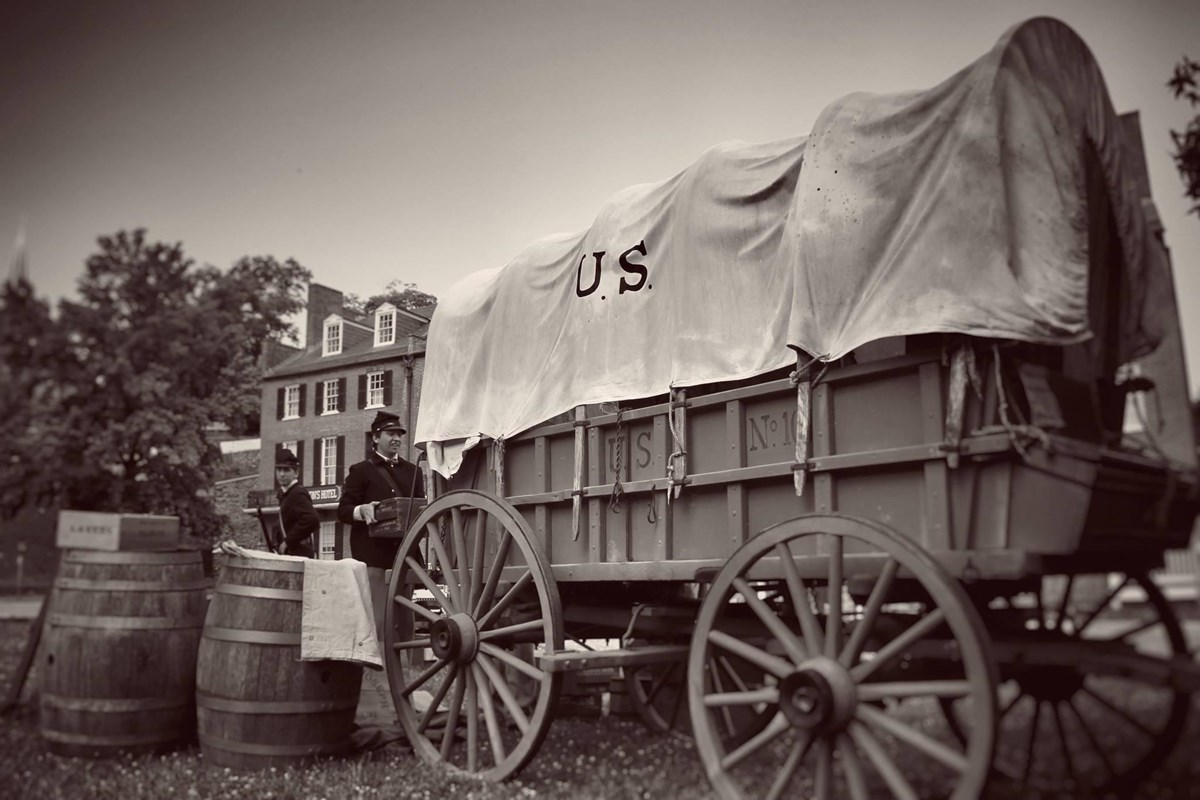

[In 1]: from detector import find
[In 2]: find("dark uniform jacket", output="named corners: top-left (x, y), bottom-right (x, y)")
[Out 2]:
top-left (336, 451), bottom-right (425, 569)
top-left (278, 482), bottom-right (319, 558)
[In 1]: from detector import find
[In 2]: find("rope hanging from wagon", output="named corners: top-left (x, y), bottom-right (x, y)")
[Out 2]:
top-left (666, 385), bottom-right (688, 504)
top-left (988, 342), bottom-right (1050, 458)
top-left (790, 353), bottom-right (828, 498)
top-left (609, 406), bottom-right (625, 514)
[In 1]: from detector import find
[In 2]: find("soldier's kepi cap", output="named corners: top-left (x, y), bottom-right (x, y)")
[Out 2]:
top-left (275, 448), bottom-right (300, 468)
top-left (371, 410), bottom-right (406, 435)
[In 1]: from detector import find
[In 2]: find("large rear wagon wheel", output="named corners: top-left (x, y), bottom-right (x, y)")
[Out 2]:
top-left (688, 514), bottom-right (998, 800)
top-left (942, 571), bottom-right (1192, 798)
top-left (384, 490), bottom-right (563, 781)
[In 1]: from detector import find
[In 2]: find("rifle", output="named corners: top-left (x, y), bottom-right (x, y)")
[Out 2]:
top-left (254, 500), bottom-right (281, 554)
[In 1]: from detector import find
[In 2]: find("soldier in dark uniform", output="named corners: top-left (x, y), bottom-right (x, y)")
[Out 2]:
top-left (337, 411), bottom-right (425, 634)
top-left (275, 448), bottom-right (318, 558)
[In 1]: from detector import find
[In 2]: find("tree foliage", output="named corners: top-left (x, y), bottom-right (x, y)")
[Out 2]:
top-left (1168, 56), bottom-right (1200, 217)
top-left (0, 230), bottom-right (310, 544)
top-left (344, 279), bottom-right (437, 317)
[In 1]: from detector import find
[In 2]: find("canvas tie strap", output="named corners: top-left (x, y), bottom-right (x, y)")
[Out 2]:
top-left (492, 436), bottom-right (506, 498)
top-left (943, 342), bottom-right (974, 469)
top-left (572, 406), bottom-right (586, 541)
top-left (608, 406), bottom-right (625, 514)
top-left (791, 355), bottom-right (828, 498)
top-left (666, 386), bottom-right (688, 503)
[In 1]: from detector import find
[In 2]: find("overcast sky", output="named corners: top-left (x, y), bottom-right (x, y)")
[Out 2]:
top-left (2, 0), bottom-right (1198, 391)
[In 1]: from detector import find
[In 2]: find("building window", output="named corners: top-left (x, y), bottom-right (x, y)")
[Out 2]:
top-left (283, 385), bottom-right (300, 419)
top-left (323, 380), bottom-right (340, 415)
top-left (366, 371), bottom-right (385, 408)
top-left (321, 436), bottom-right (338, 485)
top-left (375, 304), bottom-right (396, 346)
top-left (322, 316), bottom-right (342, 356)
top-left (319, 521), bottom-right (336, 560)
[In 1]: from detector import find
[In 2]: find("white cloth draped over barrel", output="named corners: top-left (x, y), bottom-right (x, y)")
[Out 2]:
top-left (417, 17), bottom-right (1169, 478)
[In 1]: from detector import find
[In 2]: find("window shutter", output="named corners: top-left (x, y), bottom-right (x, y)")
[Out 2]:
top-left (295, 440), bottom-right (305, 475)
top-left (338, 378), bottom-right (347, 412)
top-left (276, 387), bottom-right (285, 420)
top-left (357, 374), bottom-right (367, 409)
top-left (312, 438), bottom-right (322, 485)
top-left (383, 370), bottom-right (394, 406)
top-left (298, 385), bottom-right (307, 417)
top-left (315, 381), bottom-right (323, 413)
top-left (336, 436), bottom-right (346, 483)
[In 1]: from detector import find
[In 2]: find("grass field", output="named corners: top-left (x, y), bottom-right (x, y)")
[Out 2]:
top-left (2, 617), bottom-right (1199, 800)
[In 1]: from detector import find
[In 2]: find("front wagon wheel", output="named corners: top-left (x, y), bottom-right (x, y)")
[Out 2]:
top-left (688, 514), bottom-right (997, 800)
top-left (384, 490), bottom-right (563, 781)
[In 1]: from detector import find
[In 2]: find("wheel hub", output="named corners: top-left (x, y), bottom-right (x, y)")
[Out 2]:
top-left (430, 613), bottom-right (480, 663)
top-left (779, 657), bottom-right (858, 733)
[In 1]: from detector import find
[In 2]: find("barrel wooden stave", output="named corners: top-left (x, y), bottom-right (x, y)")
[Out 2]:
top-left (41, 550), bottom-right (208, 758)
top-left (196, 557), bottom-right (362, 770)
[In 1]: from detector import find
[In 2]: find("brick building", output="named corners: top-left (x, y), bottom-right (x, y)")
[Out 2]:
top-left (248, 283), bottom-right (432, 559)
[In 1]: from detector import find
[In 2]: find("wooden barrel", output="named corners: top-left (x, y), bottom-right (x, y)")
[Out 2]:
top-left (196, 556), bottom-right (363, 769)
top-left (41, 550), bottom-right (209, 757)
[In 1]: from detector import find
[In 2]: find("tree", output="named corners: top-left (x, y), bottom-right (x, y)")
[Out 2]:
top-left (344, 279), bottom-right (437, 316)
top-left (1, 230), bottom-right (310, 544)
top-left (1168, 56), bottom-right (1200, 217)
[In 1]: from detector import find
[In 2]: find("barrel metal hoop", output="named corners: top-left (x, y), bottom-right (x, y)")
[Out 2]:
top-left (214, 583), bottom-right (303, 602)
top-left (47, 614), bottom-right (206, 630)
top-left (224, 556), bottom-right (305, 573)
top-left (198, 732), bottom-right (350, 757)
top-left (54, 577), bottom-right (211, 593)
top-left (64, 551), bottom-right (199, 566)
top-left (202, 626), bottom-right (301, 646)
top-left (42, 693), bottom-right (189, 713)
top-left (41, 728), bottom-right (180, 747)
top-left (196, 693), bottom-right (357, 715)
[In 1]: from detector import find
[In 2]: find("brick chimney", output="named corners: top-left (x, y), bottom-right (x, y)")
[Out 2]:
top-left (306, 283), bottom-right (344, 351)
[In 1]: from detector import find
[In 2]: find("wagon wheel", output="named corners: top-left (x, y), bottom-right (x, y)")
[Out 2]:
top-left (384, 490), bottom-right (564, 781)
top-left (624, 647), bottom-right (691, 738)
top-left (941, 571), bottom-right (1192, 797)
top-left (688, 513), bottom-right (998, 800)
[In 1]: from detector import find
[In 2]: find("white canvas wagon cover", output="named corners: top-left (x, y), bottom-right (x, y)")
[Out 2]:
top-left (417, 18), bottom-right (1170, 477)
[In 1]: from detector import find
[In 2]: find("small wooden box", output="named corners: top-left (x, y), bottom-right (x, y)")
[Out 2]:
top-left (369, 498), bottom-right (427, 538)
top-left (56, 510), bottom-right (181, 552)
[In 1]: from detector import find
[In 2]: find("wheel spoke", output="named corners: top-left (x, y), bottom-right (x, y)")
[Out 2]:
top-left (1080, 683), bottom-right (1156, 738)
top-left (478, 642), bottom-right (544, 682)
top-left (1066, 695), bottom-right (1116, 781)
top-left (472, 531), bottom-right (514, 617)
top-left (716, 655), bottom-right (752, 694)
top-left (850, 608), bottom-right (945, 683)
top-left (857, 679), bottom-right (972, 701)
top-left (401, 657), bottom-right (452, 698)
top-left (814, 736), bottom-right (832, 800)
top-left (732, 576), bottom-right (809, 664)
top-left (440, 668), bottom-right (467, 760)
top-left (451, 506), bottom-right (471, 605)
top-left (466, 669), bottom-right (479, 773)
top-left (405, 557), bottom-right (454, 614)
top-left (1052, 701), bottom-right (1078, 787)
top-left (643, 661), bottom-right (681, 707)
top-left (426, 520), bottom-right (465, 612)
top-left (417, 662), bottom-right (459, 734)
top-left (472, 663), bottom-right (507, 764)
top-left (719, 711), bottom-right (790, 771)
top-left (1109, 615), bottom-right (1161, 643)
top-left (476, 570), bottom-right (534, 631)
top-left (838, 733), bottom-right (871, 800)
top-left (826, 534), bottom-right (843, 658)
top-left (999, 688), bottom-right (1027, 721)
top-left (477, 652), bottom-right (530, 734)
top-left (708, 655), bottom-right (738, 736)
top-left (764, 732), bottom-right (813, 800)
top-left (479, 618), bottom-right (544, 643)
top-left (1021, 700), bottom-right (1042, 787)
top-left (469, 509), bottom-right (487, 610)
top-left (393, 592), bottom-right (442, 624)
top-left (776, 542), bottom-right (825, 654)
top-left (839, 558), bottom-right (898, 668)
top-left (849, 720), bottom-right (919, 800)
top-left (1075, 575), bottom-right (1131, 635)
top-left (1053, 574), bottom-right (1075, 631)
top-left (708, 629), bottom-right (793, 679)
top-left (703, 686), bottom-right (779, 707)
top-left (857, 702), bottom-right (968, 774)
